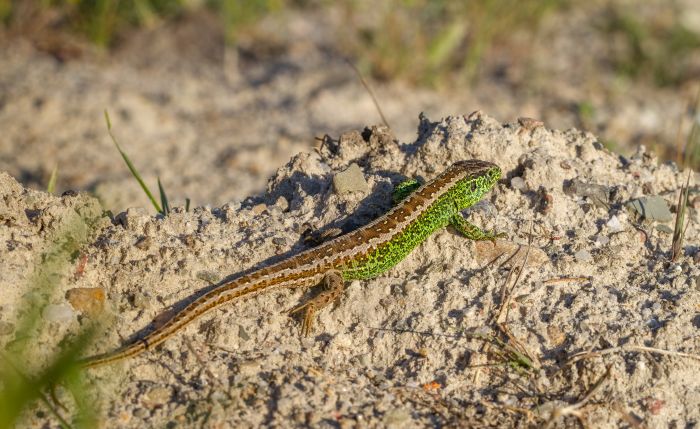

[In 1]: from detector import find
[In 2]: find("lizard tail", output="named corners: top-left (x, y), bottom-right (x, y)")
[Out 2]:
top-left (79, 273), bottom-right (296, 369)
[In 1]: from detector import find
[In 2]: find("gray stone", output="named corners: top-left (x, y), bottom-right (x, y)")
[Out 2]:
top-left (574, 249), bottom-right (593, 262)
top-left (627, 196), bottom-right (673, 222)
top-left (333, 164), bottom-right (369, 195)
top-left (564, 179), bottom-right (611, 208)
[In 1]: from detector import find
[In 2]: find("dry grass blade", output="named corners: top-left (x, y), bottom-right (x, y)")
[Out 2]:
top-left (543, 365), bottom-right (612, 429)
top-left (683, 87), bottom-right (700, 169)
top-left (496, 220), bottom-right (533, 324)
top-left (543, 276), bottom-right (590, 285)
top-left (345, 58), bottom-right (391, 130)
top-left (671, 171), bottom-right (691, 261)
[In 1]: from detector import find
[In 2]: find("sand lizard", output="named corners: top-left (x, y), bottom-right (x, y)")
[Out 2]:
top-left (81, 160), bottom-right (502, 368)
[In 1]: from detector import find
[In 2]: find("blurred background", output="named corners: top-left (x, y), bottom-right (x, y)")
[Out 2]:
top-left (0, 0), bottom-right (699, 212)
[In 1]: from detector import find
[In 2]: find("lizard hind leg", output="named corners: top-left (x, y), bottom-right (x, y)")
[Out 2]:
top-left (289, 270), bottom-right (345, 336)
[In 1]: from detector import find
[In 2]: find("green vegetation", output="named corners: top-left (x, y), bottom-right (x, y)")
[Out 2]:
top-left (344, 0), bottom-right (565, 86)
top-left (2, 0), bottom-right (567, 85)
top-left (0, 0), bottom-right (11, 22)
top-left (603, 4), bottom-right (700, 87)
top-left (47, 165), bottom-right (58, 194)
top-left (4, 1), bottom-right (699, 90)
top-left (3, 0), bottom-right (282, 48)
top-left (0, 199), bottom-right (103, 429)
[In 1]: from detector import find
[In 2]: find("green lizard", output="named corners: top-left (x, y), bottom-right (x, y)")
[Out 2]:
top-left (81, 160), bottom-right (502, 368)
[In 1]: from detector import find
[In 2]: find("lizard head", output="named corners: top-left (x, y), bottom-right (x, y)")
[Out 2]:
top-left (450, 160), bottom-right (501, 210)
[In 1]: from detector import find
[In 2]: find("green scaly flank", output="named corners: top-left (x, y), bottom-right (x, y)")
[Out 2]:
top-left (340, 165), bottom-right (501, 280)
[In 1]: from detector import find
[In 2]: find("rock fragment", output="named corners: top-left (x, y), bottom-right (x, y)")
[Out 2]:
top-left (66, 287), bottom-right (105, 316)
top-left (627, 196), bottom-right (673, 222)
top-left (332, 163), bottom-right (368, 195)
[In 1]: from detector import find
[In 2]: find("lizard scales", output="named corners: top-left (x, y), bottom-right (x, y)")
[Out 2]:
top-left (82, 160), bottom-right (501, 368)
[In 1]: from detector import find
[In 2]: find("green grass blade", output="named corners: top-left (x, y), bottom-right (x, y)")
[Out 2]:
top-left (47, 165), bottom-right (58, 194)
top-left (157, 177), bottom-right (170, 215)
top-left (104, 110), bottom-right (162, 213)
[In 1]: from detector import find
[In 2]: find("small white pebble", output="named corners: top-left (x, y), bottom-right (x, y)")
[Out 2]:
top-left (606, 215), bottom-right (624, 233)
top-left (42, 303), bottom-right (76, 323)
top-left (510, 176), bottom-right (526, 191)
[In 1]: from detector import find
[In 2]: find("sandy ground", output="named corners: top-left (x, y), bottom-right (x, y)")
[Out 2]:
top-left (2, 4), bottom-right (700, 427)
top-left (1, 113), bottom-right (699, 428)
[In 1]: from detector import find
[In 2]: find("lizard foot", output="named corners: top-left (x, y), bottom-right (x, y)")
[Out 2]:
top-left (289, 270), bottom-right (345, 336)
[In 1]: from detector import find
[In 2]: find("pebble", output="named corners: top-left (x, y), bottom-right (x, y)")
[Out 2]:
top-left (65, 287), bottom-right (105, 316)
top-left (196, 271), bottom-right (220, 284)
top-left (546, 325), bottom-right (566, 346)
top-left (564, 179), bottom-right (610, 207)
top-left (132, 408), bottom-right (149, 419)
top-left (238, 325), bottom-right (250, 341)
top-left (221, 202), bottom-right (242, 222)
top-left (333, 163), bottom-right (369, 195)
top-left (144, 386), bottom-right (172, 407)
top-left (655, 224), bottom-right (674, 234)
top-left (131, 291), bottom-right (154, 311)
top-left (606, 215), bottom-right (624, 233)
top-left (593, 235), bottom-right (610, 246)
top-left (251, 203), bottom-right (267, 215)
top-left (383, 408), bottom-right (411, 427)
top-left (134, 236), bottom-right (152, 250)
top-left (510, 176), bottom-right (526, 191)
top-left (574, 249), bottom-right (593, 262)
top-left (627, 196), bottom-right (673, 222)
top-left (42, 303), bottom-right (76, 323)
top-left (238, 358), bottom-right (263, 376)
top-left (274, 196), bottom-right (289, 211)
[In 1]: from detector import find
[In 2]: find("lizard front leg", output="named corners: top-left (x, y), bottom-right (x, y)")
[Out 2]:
top-left (392, 178), bottom-right (423, 204)
top-left (450, 214), bottom-right (505, 242)
top-left (289, 270), bottom-right (345, 336)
